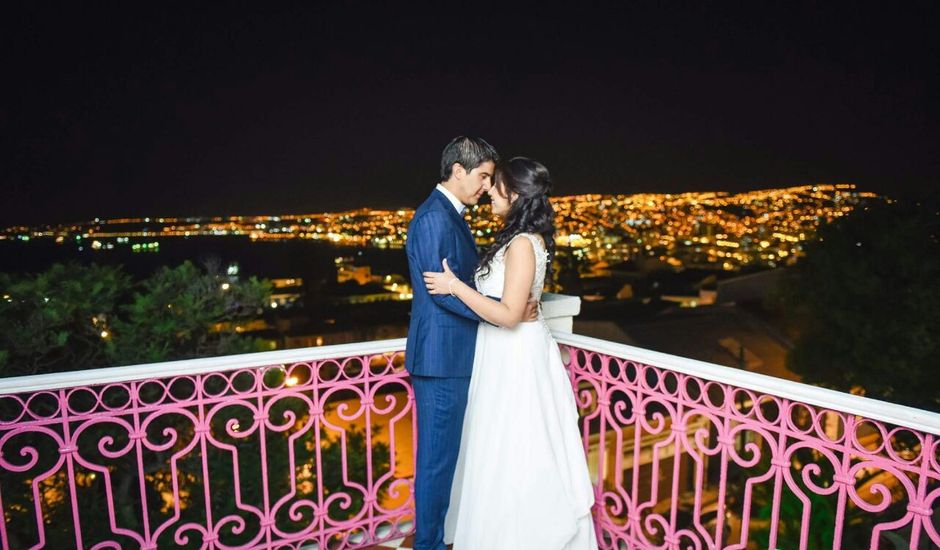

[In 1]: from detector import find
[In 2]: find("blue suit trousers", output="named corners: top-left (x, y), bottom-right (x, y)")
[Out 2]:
top-left (411, 374), bottom-right (471, 550)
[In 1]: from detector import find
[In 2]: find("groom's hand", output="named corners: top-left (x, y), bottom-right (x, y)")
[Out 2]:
top-left (523, 299), bottom-right (539, 322)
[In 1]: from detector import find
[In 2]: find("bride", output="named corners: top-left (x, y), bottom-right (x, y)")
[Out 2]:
top-left (423, 157), bottom-right (598, 550)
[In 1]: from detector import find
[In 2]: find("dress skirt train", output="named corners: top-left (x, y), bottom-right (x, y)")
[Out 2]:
top-left (443, 321), bottom-right (598, 550)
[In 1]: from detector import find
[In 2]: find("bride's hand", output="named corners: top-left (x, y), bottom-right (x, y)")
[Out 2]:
top-left (423, 258), bottom-right (457, 295)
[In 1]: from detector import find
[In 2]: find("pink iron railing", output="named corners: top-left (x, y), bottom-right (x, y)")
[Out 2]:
top-left (2, 334), bottom-right (939, 549)
top-left (556, 332), bottom-right (940, 550)
top-left (0, 340), bottom-right (414, 550)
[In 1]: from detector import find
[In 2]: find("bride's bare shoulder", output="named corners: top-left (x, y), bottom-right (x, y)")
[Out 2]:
top-left (512, 232), bottom-right (545, 250)
top-left (504, 235), bottom-right (538, 263)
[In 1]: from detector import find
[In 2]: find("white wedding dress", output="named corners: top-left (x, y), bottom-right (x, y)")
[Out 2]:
top-left (443, 233), bottom-right (598, 550)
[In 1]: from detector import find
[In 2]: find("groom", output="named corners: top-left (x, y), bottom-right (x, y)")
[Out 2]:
top-left (405, 136), bottom-right (535, 550)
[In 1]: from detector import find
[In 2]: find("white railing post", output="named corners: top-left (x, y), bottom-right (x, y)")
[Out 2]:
top-left (540, 292), bottom-right (582, 333)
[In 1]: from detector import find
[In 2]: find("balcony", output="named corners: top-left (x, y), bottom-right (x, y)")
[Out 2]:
top-left (1, 296), bottom-right (938, 549)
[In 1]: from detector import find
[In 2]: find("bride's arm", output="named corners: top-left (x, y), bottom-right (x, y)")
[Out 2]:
top-left (424, 238), bottom-right (536, 329)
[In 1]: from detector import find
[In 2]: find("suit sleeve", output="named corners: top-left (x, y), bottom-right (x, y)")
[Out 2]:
top-left (410, 211), bottom-right (482, 322)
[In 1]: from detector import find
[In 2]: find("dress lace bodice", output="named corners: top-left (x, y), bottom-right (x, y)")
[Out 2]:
top-left (474, 233), bottom-right (549, 302)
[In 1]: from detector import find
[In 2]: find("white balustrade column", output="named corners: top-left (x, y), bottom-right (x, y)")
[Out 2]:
top-left (540, 292), bottom-right (581, 333)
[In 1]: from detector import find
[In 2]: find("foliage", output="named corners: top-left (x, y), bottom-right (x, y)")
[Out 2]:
top-left (751, 478), bottom-right (837, 549)
top-left (779, 200), bottom-right (940, 411)
top-left (107, 260), bottom-right (271, 365)
top-left (0, 260), bottom-right (271, 376)
top-left (0, 263), bottom-right (131, 375)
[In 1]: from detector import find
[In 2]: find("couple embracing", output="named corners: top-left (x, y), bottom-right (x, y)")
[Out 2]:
top-left (405, 136), bottom-right (598, 550)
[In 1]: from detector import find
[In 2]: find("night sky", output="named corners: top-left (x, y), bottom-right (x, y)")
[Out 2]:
top-left (2, 3), bottom-right (937, 226)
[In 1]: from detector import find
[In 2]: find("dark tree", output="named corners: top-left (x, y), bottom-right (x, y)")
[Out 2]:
top-left (0, 263), bottom-right (131, 376)
top-left (0, 260), bottom-right (272, 377)
top-left (107, 259), bottom-right (271, 365)
top-left (780, 199), bottom-right (940, 411)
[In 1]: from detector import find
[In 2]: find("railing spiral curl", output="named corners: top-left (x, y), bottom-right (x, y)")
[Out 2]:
top-left (556, 333), bottom-right (940, 550)
top-left (0, 341), bottom-right (414, 549)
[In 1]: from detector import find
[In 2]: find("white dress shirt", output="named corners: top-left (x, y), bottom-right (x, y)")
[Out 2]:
top-left (436, 184), bottom-right (466, 215)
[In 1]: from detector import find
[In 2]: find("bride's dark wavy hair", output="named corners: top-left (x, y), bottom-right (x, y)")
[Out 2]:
top-left (477, 157), bottom-right (556, 282)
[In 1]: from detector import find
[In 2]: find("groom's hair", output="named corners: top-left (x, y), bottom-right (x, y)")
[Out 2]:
top-left (440, 136), bottom-right (500, 180)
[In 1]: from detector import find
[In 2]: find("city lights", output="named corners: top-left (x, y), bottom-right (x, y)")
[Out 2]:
top-left (1, 184), bottom-right (877, 273)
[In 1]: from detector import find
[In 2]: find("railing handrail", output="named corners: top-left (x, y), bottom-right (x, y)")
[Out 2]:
top-left (553, 331), bottom-right (940, 435)
top-left (0, 338), bottom-right (408, 395)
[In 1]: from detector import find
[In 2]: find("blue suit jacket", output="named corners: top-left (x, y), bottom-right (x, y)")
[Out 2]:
top-left (405, 189), bottom-right (482, 377)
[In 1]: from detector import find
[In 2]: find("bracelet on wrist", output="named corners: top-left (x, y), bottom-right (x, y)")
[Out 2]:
top-left (447, 277), bottom-right (459, 296)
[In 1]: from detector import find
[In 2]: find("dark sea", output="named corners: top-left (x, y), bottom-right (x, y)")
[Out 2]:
top-left (0, 237), bottom-right (410, 283)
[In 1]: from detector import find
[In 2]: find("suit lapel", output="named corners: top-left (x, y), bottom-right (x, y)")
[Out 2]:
top-left (432, 190), bottom-right (477, 252)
